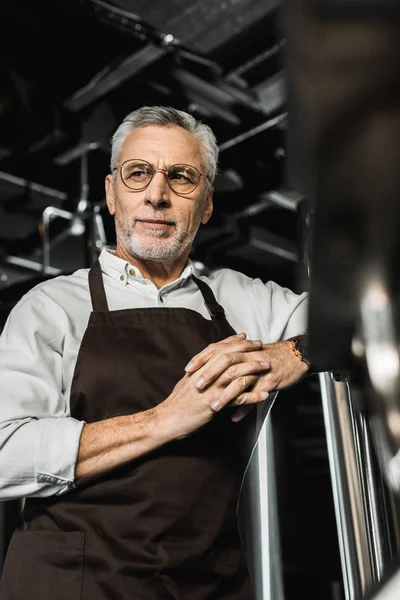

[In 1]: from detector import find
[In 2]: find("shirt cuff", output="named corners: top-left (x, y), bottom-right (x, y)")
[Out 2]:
top-left (34, 417), bottom-right (85, 493)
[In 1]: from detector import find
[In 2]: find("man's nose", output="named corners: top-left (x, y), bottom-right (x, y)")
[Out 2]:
top-left (144, 170), bottom-right (170, 205)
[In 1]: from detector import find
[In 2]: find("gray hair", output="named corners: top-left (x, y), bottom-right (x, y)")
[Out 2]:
top-left (110, 106), bottom-right (219, 184)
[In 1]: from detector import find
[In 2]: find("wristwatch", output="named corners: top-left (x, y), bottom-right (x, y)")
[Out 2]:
top-left (287, 334), bottom-right (310, 367)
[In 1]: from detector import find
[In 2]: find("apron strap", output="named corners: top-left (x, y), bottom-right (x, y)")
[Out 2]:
top-left (88, 260), bottom-right (225, 319)
top-left (191, 275), bottom-right (226, 320)
top-left (88, 259), bottom-right (109, 312)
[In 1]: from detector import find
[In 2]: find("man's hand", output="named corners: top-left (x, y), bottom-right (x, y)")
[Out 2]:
top-left (155, 333), bottom-right (271, 440)
top-left (184, 337), bottom-right (309, 421)
top-left (186, 338), bottom-right (308, 391)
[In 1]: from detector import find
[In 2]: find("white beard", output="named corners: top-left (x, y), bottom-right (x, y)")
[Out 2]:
top-left (116, 215), bottom-right (200, 262)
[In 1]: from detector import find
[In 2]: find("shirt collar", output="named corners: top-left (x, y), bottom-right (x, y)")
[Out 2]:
top-left (98, 247), bottom-right (194, 289)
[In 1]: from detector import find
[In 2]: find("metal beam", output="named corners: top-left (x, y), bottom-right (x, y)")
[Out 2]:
top-left (4, 255), bottom-right (61, 276)
top-left (249, 226), bottom-right (299, 263)
top-left (64, 43), bottom-right (166, 112)
top-left (219, 113), bottom-right (287, 152)
top-left (172, 68), bottom-right (268, 118)
top-left (0, 171), bottom-right (67, 203)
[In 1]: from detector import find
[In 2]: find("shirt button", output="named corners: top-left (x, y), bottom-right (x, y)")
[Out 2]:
top-left (129, 269), bottom-right (135, 276)
top-left (120, 275), bottom-right (125, 281)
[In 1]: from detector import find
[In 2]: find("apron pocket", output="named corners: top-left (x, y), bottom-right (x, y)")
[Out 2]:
top-left (0, 530), bottom-right (84, 600)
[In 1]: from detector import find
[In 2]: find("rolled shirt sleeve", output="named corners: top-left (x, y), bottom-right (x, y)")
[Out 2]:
top-left (0, 295), bottom-right (85, 500)
top-left (205, 268), bottom-right (308, 344)
top-left (250, 277), bottom-right (308, 342)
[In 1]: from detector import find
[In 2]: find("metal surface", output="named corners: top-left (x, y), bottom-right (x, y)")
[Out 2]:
top-left (319, 372), bottom-right (398, 600)
top-left (238, 394), bottom-right (284, 600)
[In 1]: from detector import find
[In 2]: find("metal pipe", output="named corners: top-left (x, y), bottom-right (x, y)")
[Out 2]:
top-left (320, 371), bottom-right (372, 600)
top-left (256, 417), bottom-right (284, 600)
top-left (219, 113), bottom-right (287, 152)
top-left (4, 255), bottom-right (61, 276)
top-left (77, 151), bottom-right (89, 212)
top-left (237, 395), bottom-right (284, 600)
top-left (42, 206), bottom-right (73, 275)
top-left (319, 372), bottom-right (398, 600)
top-left (71, 153), bottom-right (90, 237)
top-left (91, 204), bottom-right (108, 263)
top-left (64, 44), bottom-right (165, 112)
top-left (0, 171), bottom-right (67, 203)
top-left (358, 413), bottom-right (392, 581)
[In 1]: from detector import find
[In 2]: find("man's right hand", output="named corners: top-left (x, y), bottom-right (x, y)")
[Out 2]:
top-left (155, 333), bottom-right (270, 440)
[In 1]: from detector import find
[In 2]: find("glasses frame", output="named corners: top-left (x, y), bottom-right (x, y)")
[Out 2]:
top-left (113, 159), bottom-right (212, 197)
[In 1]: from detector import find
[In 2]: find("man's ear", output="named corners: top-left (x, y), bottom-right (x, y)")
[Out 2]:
top-left (201, 187), bottom-right (214, 225)
top-left (105, 174), bottom-right (116, 216)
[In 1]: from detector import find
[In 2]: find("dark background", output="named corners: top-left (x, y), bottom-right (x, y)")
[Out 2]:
top-left (0, 1), bottom-right (342, 598)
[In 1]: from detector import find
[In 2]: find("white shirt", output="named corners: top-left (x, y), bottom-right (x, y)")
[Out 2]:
top-left (0, 248), bottom-right (308, 501)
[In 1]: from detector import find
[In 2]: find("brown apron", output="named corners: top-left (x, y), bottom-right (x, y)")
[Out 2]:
top-left (0, 260), bottom-right (255, 600)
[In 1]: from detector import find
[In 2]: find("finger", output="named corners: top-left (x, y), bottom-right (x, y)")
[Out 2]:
top-left (185, 337), bottom-right (262, 373)
top-left (196, 359), bottom-right (270, 391)
top-left (250, 376), bottom-right (278, 394)
top-left (231, 405), bottom-right (254, 423)
top-left (184, 333), bottom-right (246, 373)
top-left (210, 374), bottom-right (259, 412)
top-left (231, 389), bottom-right (269, 407)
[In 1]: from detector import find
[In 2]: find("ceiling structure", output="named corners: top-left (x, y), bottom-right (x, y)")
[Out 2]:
top-left (0, 0), bottom-right (308, 311)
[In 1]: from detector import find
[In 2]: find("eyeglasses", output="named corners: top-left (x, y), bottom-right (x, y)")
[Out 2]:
top-left (113, 159), bottom-right (211, 196)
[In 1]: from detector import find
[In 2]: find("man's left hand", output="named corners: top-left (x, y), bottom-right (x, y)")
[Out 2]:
top-left (185, 338), bottom-right (309, 420)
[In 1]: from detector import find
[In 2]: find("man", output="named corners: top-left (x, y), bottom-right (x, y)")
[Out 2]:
top-left (0, 106), bottom-right (308, 599)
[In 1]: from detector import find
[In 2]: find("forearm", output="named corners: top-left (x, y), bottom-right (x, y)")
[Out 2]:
top-left (75, 407), bottom-right (170, 483)
top-left (0, 409), bottom-right (172, 499)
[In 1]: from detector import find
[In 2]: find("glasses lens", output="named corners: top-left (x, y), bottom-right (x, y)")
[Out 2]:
top-left (121, 160), bottom-right (152, 189)
top-left (167, 165), bottom-right (200, 194)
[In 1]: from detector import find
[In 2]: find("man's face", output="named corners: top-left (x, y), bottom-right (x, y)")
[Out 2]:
top-left (105, 125), bottom-right (214, 263)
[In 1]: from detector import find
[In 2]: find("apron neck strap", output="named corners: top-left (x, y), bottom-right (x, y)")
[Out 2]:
top-left (88, 261), bottom-right (226, 320)
top-left (89, 259), bottom-right (109, 312)
top-left (191, 275), bottom-right (226, 320)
